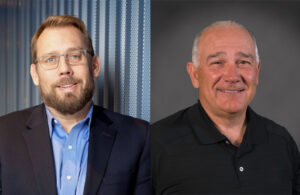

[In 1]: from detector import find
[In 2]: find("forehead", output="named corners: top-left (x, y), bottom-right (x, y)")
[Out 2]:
top-left (36, 26), bottom-right (86, 56)
top-left (198, 26), bottom-right (256, 58)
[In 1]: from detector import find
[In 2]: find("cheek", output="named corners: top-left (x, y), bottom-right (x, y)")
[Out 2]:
top-left (82, 71), bottom-right (92, 83)
top-left (38, 74), bottom-right (56, 90)
top-left (201, 69), bottom-right (223, 87)
top-left (242, 69), bottom-right (259, 86)
top-left (75, 66), bottom-right (91, 78)
top-left (39, 79), bottom-right (51, 91)
top-left (198, 69), bottom-right (216, 81)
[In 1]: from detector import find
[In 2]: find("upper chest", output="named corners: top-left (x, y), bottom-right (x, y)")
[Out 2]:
top-left (156, 134), bottom-right (293, 194)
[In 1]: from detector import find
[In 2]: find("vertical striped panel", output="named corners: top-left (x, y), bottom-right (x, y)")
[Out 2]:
top-left (33, 0), bottom-right (42, 106)
top-left (52, 0), bottom-right (58, 15)
top-left (128, 0), bottom-right (139, 117)
top-left (124, 0), bottom-right (131, 116)
top-left (19, 0), bottom-right (25, 110)
top-left (81, 0), bottom-right (87, 23)
top-left (108, 0), bottom-right (116, 111)
top-left (89, 0), bottom-right (98, 103)
top-left (6, 0), bottom-right (17, 112)
top-left (65, 0), bottom-right (72, 15)
top-left (139, 0), bottom-right (151, 120)
top-left (98, 0), bottom-right (106, 107)
top-left (0, 0), bottom-right (150, 121)
top-left (59, 0), bottom-right (64, 15)
top-left (118, 0), bottom-right (127, 115)
top-left (138, 0), bottom-right (151, 121)
top-left (0, 1), bottom-right (6, 115)
top-left (73, 0), bottom-right (79, 16)
top-left (24, 0), bottom-right (31, 108)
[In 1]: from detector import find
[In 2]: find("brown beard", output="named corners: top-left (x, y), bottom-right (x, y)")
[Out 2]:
top-left (40, 75), bottom-right (94, 115)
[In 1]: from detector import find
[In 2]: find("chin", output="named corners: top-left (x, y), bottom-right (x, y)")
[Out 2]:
top-left (220, 103), bottom-right (246, 114)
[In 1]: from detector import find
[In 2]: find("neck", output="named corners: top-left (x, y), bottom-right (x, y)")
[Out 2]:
top-left (202, 104), bottom-right (247, 147)
top-left (47, 101), bottom-right (92, 134)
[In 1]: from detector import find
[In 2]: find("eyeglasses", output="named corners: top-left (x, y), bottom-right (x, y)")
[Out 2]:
top-left (34, 49), bottom-right (93, 70)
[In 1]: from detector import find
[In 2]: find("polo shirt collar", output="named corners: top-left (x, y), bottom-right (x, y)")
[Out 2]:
top-left (187, 101), bottom-right (268, 145)
top-left (187, 101), bottom-right (226, 145)
top-left (243, 107), bottom-right (268, 145)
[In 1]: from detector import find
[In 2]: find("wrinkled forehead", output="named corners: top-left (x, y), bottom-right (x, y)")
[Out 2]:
top-left (198, 25), bottom-right (256, 55)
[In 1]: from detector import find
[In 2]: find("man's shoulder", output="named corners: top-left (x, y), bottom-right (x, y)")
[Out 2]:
top-left (253, 111), bottom-right (300, 168)
top-left (93, 105), bottom-right (149, 138)
top-left (93, 105), bottom-right (149, 126)
top-left (0, 104), bottom-right (45, 140)
top-left (151, 104), bottom-right (196, 144)
top-left (0, 104), bottom-right (43, 127)
top-left (252, 109), bottom-right (296, 144)
top-left (151, 105), bottom-right (193, 128)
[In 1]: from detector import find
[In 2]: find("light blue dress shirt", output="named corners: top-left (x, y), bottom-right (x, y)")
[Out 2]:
top-left (46, 105), bottom-right (93, 195)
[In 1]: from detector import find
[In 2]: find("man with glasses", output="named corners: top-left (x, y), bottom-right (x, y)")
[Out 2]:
top-left (0, 15), bottom-right (150, 195)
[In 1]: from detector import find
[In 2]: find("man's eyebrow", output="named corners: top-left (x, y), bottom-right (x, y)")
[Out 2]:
top-left (206, 52), bottom-right (226, 63)
top-left (236, 52), bottom-right (254, 61)
top-left (40, 47), bottom-right (83, 56)
top-left (66, 47), bottom-right (83, 52)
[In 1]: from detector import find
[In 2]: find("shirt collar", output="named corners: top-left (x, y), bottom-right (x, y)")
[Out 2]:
top-left (187, 101), bottom-right (226, 144)
top-left (187, 101), bottom-right (268, 145)
top-left (45, 104), bottom-right (94, 138)
top-left (243, 107), bottom-right (268, 145)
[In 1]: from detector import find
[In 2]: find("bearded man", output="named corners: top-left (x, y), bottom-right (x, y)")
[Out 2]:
top-left (0, 15), bottom-right (150, 195)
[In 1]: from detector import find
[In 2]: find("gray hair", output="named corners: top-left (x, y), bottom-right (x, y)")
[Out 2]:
top-left (192, 21), bottom-right (260, 67)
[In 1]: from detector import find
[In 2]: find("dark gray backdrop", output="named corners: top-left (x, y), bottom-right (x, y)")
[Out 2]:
top-left (151, 0), bottom-right (300, 147)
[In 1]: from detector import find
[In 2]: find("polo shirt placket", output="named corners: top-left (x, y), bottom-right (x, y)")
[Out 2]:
top-left (151, 101), bottom-right (300, 194)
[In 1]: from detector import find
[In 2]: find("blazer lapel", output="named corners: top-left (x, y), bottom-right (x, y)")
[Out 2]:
top-left (23, 105), bottom-right (57, 195)
top-left (84, 107), bottom-right (118, 195)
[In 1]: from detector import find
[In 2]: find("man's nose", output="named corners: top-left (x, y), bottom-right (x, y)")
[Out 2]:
top-left (57, 56), bottom-right (73, 76)
top-left (223, 63), bottom-right (240, 83)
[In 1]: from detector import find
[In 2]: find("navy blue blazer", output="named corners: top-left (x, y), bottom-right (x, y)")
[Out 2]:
top-left (0, 104), bottom-right (150, 195)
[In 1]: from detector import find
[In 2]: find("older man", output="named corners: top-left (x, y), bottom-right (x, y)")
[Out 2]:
top-left (151, 21), bottom-right (300, 194)
top-left (0, 15), bottom-right (150, 195)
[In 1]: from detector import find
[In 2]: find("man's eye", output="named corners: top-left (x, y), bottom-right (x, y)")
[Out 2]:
top-left (211, 61), bottom-right (222, 65)
top-left (71, 54), bottom-right (80, 59)
top-left (44, 56), bottom-right (56, 63)
top-left (240, 60), bottom-right (250, 65)
top-left (69, 53), bottom-right (82, 61)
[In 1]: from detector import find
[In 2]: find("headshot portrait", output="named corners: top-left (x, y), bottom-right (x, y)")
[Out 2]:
top-left (0, 0), bottom-right (150, 194)
top-left (152, 0), bottom-right (300, 146)
top-left (151, 0), bottom-right (300, 194)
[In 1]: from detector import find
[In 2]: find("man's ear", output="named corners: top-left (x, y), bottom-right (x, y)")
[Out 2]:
top-left (186, 62), bottom-right (200, 88)
top-left (256, 61), bottom-right (261, 85)
top-left (30, 63), bottom-right (40, 86)
top-left (91, 55), bottom-right (101, 78)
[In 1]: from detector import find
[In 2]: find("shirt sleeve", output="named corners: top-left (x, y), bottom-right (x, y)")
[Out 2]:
top-left (287, 133), bottom-right (300, 193)
top-left (0, 159), bottom-right (2, 195)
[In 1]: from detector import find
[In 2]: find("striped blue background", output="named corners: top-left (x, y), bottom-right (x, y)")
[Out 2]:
top-left (0, 0), bottom-right (151, 121)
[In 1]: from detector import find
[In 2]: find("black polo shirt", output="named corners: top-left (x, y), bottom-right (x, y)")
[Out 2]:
top-left (151, 102), bottom-right (300, 194)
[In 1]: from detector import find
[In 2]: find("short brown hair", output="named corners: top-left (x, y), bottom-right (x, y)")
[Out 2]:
top-left (31, 15), bottom-right (94, 62)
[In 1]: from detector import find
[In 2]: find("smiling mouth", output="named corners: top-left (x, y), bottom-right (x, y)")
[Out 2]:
top-left (58, 83), bottom-right (77, 89)
top-left (219, 89), bottom-right (245, 93)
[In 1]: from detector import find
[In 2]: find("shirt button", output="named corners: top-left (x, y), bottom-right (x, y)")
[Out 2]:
top-left (225, 140), bottom-right (230, 145)
top-left (68, 145), bottom-right (72, 150)
top-left (54, 119), bottom-right (58, 124)
top-left (239, 166), bottom-right (244, 172)
top-left (67, 176), bottom-right (71, 180)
